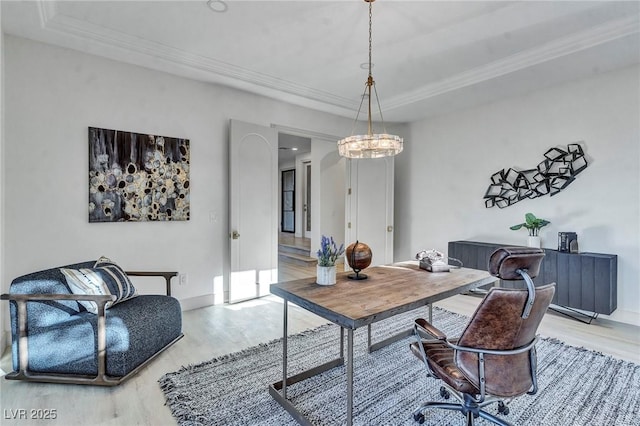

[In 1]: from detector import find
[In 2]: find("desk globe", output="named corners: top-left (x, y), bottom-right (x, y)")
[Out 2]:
top-left (346, 241), bottom-right (372, 280)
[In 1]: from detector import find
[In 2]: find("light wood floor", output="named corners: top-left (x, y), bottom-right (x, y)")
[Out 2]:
top-left (1, 262), bottom-right (638, 426)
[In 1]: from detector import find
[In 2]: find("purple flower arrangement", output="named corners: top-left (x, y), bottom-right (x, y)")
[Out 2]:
top-left (317, 235), bottom-right (345, 267)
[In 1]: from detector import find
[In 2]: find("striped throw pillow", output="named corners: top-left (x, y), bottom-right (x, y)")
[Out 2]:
top-left (60, 257), bottom-right (137, 314)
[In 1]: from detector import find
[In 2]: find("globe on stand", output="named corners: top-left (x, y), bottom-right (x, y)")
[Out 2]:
top-left (346, 240), bottom-right (372, 280)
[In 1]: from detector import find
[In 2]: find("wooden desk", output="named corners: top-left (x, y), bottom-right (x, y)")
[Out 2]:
top-left (269, 262), bottom-right (496, 425)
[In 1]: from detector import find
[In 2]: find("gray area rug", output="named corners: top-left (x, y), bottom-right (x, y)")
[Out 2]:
top-left (159, 307), bottom-right (640, 425)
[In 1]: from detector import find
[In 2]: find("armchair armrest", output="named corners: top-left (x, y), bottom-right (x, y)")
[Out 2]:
top-left (125, 271), bottom-right (177, 296)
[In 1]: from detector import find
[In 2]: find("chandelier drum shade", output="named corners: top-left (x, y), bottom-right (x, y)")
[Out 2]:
top-left (337, 0), bottom-right (403, 159)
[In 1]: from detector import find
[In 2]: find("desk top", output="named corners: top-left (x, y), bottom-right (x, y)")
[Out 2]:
top-left (270, 262), bottom-right (496, 329)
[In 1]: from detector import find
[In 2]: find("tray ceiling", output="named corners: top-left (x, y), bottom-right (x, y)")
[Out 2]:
top-left (2, 1), bottom-right (639, 122)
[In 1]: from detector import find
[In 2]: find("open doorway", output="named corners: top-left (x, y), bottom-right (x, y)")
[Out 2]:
top-left (277, 133), bottom-right (315, 280)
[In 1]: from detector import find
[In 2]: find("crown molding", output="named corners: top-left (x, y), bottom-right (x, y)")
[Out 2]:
top-left (35, 1), bottom-right (638, 117)
top-left (384, 15), bottom-right (640, 111)
top-left (36, 1), bottom-right (360, 112)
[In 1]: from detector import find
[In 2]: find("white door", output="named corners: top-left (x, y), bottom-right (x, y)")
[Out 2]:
top-left (345, 157), bottom-right (394, 266)
top-left (229, 119), bottom-right (278, 303)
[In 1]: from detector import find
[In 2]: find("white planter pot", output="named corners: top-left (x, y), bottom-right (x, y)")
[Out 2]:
top-left (527, 236), bottom-right (541, 248)
top-left (316, 265), bottom-right (336, 286)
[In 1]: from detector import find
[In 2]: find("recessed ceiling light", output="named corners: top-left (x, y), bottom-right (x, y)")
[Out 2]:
top-left (207, 0), bottom-right (228, 13)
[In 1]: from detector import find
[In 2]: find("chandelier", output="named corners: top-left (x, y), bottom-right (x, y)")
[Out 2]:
top-left (337, 0), bottom-right (403, 159)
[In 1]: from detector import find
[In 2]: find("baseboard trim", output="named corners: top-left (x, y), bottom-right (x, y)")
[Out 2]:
top-left (179, 294), bottom-right (215, 311)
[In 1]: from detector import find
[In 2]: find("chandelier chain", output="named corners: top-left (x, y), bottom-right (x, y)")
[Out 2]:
top-left (368, 0), bottom-right (373, 79)
top-left (367, 0), bottom-right (373, 135)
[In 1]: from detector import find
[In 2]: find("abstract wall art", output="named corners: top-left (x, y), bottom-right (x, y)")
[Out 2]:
top-left (89, 127), bottom-right (190, 222)
top-left (484, 143), bottom-right (588, 209)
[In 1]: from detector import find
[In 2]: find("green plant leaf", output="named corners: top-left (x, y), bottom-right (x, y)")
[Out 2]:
top-left (510, 224), bottom-right (524, 230)
top-left (525, 213), bottom-right (537, 226)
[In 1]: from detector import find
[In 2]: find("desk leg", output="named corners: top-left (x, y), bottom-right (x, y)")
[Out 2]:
top-left (270, 301), bottom-right (344, 426)
top-left (346, 328), bottom-right (354, 426)
top-left (282, 301), bottom-right (288, 399)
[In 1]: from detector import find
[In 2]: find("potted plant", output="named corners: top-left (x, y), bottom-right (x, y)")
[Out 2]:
top-left (510, 213), bottom-right (550, 248)
top-left (316, 235), bottom-right (344, 285)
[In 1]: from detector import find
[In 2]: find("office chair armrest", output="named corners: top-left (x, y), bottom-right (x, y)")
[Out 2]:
top-left (414, 318), bottom-right (447, 340)
top-left (444, 336), bottom-right (539, 356)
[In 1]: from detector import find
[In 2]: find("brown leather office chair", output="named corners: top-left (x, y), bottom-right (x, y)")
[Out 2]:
top-left (410, 247), bottom-right (555, 426)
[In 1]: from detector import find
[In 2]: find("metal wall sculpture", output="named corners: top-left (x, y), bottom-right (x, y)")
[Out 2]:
top-left (484, 143), bottom-right (588, 209)
top-left (89, 127), bottom-right (190, 222)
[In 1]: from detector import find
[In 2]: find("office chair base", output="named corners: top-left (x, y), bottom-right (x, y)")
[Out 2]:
top-left (413, 393), bottom-right (513, 426)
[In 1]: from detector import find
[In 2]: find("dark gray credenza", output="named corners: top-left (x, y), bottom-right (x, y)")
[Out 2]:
top-left (448, 240), bottom-right (617, 317)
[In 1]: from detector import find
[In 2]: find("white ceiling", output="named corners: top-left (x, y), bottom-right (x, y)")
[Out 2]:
top-left (2, 1), bottom-right (639, 123)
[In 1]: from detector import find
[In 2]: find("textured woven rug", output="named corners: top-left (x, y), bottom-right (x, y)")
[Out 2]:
top-left (159, 307), bottom-right (640, 426)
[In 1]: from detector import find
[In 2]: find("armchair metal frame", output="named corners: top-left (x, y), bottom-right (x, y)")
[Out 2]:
top-left (1, 271), bottom-right (183, 386)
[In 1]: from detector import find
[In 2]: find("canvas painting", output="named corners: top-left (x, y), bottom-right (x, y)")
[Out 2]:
top-left (89, 127), bottom-right (190, 222)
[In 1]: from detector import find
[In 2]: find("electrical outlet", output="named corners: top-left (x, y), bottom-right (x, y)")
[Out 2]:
top-left (179, 273), bottom-right (188, 286)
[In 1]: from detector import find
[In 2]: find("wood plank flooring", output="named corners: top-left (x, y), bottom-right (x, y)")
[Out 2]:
top-left (1, 261), bottom-right (638, 426)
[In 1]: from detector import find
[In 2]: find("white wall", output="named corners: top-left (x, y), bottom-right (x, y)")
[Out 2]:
top-left (0, 2), bottom-right (6, 352)
top-left (1, 36), bottom-right (356, 313)
top-left (395, 65), bottom-right (640, 325)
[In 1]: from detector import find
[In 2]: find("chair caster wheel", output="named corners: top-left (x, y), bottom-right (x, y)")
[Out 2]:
top-left (439, 386), bottom-right (451, 399)
top-left (413, 413), bottom-right (425, 424)
top-left (498, 401), bottom-right (510, 415)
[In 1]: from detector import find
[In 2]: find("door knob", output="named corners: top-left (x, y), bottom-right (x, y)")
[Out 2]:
top-left (231, 230), bottom-right (240, 239)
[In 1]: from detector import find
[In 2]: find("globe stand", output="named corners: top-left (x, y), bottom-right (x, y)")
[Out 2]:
top-left (347, 270), bottom-right (368, 280)
top-left (346, 240), bottom-right (371, 281)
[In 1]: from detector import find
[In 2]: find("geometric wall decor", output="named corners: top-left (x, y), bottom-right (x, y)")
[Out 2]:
top-left (88, 127), bottom-right (190, 222)
top-left (484, 143), bottom-right (588, 209)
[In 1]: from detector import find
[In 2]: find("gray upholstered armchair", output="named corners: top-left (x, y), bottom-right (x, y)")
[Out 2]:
top-left (1, 259), bottom-right (183, 386)
top-left (410, 247), bottom-right (555, 425)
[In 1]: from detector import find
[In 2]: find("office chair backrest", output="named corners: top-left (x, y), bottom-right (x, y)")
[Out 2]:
top-left (488, 246), bottom-right (544, 280)
top-left (455, 247), bottom-right (555, 397)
